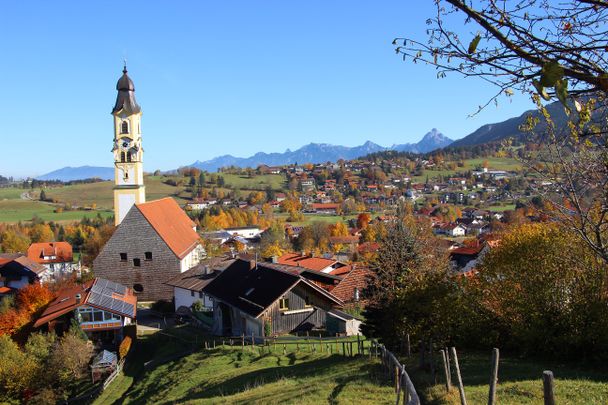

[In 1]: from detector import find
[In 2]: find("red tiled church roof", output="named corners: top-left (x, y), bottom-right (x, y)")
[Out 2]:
top-left (136, 198), bottom-right (200, 259)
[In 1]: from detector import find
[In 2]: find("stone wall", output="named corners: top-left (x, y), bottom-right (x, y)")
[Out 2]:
top-left (93, 208), bottom-right (181, 301)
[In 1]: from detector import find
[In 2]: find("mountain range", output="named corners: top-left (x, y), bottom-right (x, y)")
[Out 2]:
top-left (34, 100), bottom-right (578, 181)
top-left (187, 129), bottom-right (453, 172)
top-left (36, 166), bottom-right (114, 182)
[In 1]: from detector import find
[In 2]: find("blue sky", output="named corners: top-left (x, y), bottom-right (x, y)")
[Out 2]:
top-left (0, 1), bottom-right (535, 178)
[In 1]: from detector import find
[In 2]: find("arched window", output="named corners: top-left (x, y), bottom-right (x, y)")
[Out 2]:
top-left (127, 153), bottom-right (132, 163)
top-left (121, 121), bottom-right (129, 134)
top-left (120, 152), bottom-right (126, 163)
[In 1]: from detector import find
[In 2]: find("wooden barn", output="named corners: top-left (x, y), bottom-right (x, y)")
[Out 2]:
top-left (203, 259), bottom-right (343, 337)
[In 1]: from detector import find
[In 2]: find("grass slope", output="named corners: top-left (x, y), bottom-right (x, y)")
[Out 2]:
top-left (404, 351), bottom-right (608, 404)
top-left (0, 200), bottom-right (113, 223)
top-left (96, 329), bottom-right (394, 405)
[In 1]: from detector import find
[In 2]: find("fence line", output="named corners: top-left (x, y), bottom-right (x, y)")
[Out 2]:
top-left (370, 339), bottom-right (420, 405)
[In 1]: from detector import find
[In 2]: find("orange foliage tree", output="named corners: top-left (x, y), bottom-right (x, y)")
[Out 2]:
top-left (0, 284), bottom-right (55, 336)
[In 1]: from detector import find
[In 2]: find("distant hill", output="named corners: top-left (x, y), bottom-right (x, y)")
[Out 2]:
top-left (36, 166), bottom-right (114, 181)
top-left (391, 128), bottom-right (453, 153)
top-left (449, 101), bottom-right (573, 148)
top-left (187, 130), bottom-right (452, 172)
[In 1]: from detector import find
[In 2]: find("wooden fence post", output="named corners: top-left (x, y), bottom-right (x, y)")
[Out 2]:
top-left (394, 366), bottom-right (400, 394)
top-left (406, 334), bottom-right (411, 357)
top-left (440, 349), bottom-right (451, 392)
top-left (450, 347), bottom-right (467, 405)
top-left (429, 338), bottom-right (436, 383)
top-left (283, 344), bottom-right (287, 356)
top-left (241, 334), bottom-right (244, 352)
top-left (488, 348), bottom-right (499, 405)
top-left (543, 370), bottom-right (555, 405)
top-left (418, 341), bottom-right (425, 369)
top-left (445, 347), bottom-right (452, 388)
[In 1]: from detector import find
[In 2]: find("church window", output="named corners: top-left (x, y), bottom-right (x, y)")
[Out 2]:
top-left (120, 253), bottom-right (127, 261)
top-left (127, 153), bottom-right (132, 163)
top-left (133, 258), bottom-right (141, 267)
top-left (121, 121), bottom-right (129, 134)
top-left (133, 284), bottom-right (144, 293)
top-left (120, 152), bottom-right (126, 163)
top-left (145, 251), bottom-right (152, 260)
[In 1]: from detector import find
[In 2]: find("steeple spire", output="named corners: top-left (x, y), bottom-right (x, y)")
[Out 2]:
top-left (112, 64), bottom-right (141, 114)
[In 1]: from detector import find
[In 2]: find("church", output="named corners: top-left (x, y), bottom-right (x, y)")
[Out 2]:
top-left (93, 67), bottom-right (204, 301)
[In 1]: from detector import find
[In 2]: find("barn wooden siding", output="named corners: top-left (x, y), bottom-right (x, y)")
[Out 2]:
top-left (265, 284), bottom-right (332, 334)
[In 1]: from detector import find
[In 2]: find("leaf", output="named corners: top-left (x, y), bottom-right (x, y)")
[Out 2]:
top-left (539, 61), bottom-right (564, 87)
top-left (532, 80), bottom-right (551, 101)
top-left (555, 79), bottom-right (569, 105)
top-left (468, 34), bottom-right (481, 54)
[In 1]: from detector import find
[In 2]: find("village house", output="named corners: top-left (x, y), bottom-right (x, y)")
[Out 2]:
top-left (203, 259), bottom-right (343, 336)
top-left (0, 253), bottom-right (48, 293)
top-left (27, 241), bottom-right (78, 280)
top-left (166, 257), bottom-right (236, 312)
top-left (277, 252), bottom-right (348, 274)
top-left (34, 278), bottom-right (136, 345)
top-left (93, 198), bottom-right (205, 301)
top-left (310, 203), bottom-right (340, 215)
top-left (225, 226), bottom-right (262, 240)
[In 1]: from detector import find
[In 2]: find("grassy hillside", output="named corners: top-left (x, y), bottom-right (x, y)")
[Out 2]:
top-left (405, 351), bottom-right (608, 405)
top-left (96, 329), bottom-right (394, 405)
top-left (96, 326), bottom-right (608, 405)
top-left (0, 200), bottom-right (113, 223)
top-left (221, 173), bottom-right (286, 191)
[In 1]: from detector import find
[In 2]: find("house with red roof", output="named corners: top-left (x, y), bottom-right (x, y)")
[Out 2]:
top-left (93, 198), bottom-right (205, 301)
top-left (329, 265), bottom-right (372, 305)
top-left (277, 253), bottom-right (348, 274)
top-left (0, 253), bottom-right (48, 292)
top-left (34, 278), bottom-right (136, 345)
top-left (27, 241), bottom-right (78, 281)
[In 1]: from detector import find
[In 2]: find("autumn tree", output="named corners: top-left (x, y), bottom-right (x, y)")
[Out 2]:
top-left (468, 222), bottom-right (608, 360)
top-left (356, 213), bottom-right (371, 229)
top-left (0, 229), bottom-right (30, 253)
top-left (362, 211), bottom-right (452, 350)
top-left (29, 223), bottom-right (54, 243)
top-left (259, 222), bottom-right (289, 258)
top-left (49, 330), bottom-right (93, 384)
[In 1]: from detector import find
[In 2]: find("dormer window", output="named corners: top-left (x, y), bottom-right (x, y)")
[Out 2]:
top-left (121, 121), bottom-right (129, 134)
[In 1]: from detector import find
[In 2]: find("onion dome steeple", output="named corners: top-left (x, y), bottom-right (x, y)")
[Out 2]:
top-left (112, 64), bottom-right (141, 114)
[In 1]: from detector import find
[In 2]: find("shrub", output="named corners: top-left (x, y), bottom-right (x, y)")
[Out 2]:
top-left (119, 336), bottom-right (132, 359)
top-left (191, 300), bottom-right (203, 312)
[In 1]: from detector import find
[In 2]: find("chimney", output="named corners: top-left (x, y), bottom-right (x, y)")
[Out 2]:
top-left (203, 265), bottom-right (210, 274)
top-left (75, 294), bottom-right (81, 304)
top-left (271, 256), bottom-right (278, 264)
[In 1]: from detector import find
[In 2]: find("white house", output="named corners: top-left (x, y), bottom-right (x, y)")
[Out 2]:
top-left (166, 258), bottom-right (236, 312)
top-left (225, 226), bottom-right (262, 239)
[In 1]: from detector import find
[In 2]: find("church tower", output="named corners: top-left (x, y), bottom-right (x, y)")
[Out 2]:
top-left (112, 65), bottom-right (145, 225)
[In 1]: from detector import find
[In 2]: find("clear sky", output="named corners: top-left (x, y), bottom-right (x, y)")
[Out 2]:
top-left (0, 1), bottom-right (535, 178)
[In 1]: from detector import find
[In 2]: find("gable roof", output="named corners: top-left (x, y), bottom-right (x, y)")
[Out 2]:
top-left (277, 253), bottom-right (340, 272)
top-left (0, 253), bottom-right (48, 277)
top-left (203, 259), bottom-right (342, 318)
top-left (165, 257), bottom-right (236, 291)
top-left (27, 242), bottom-right (73, 264)
top-left (135, 198), bottom-right (200, 259)
top-left (330, 265), bottom-right (373, 303)
top-left (34, 278), bottom-right (136, 328)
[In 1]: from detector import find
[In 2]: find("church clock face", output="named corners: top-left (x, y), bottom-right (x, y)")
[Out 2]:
top-left (120, 137), bottom-right (132, 150)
